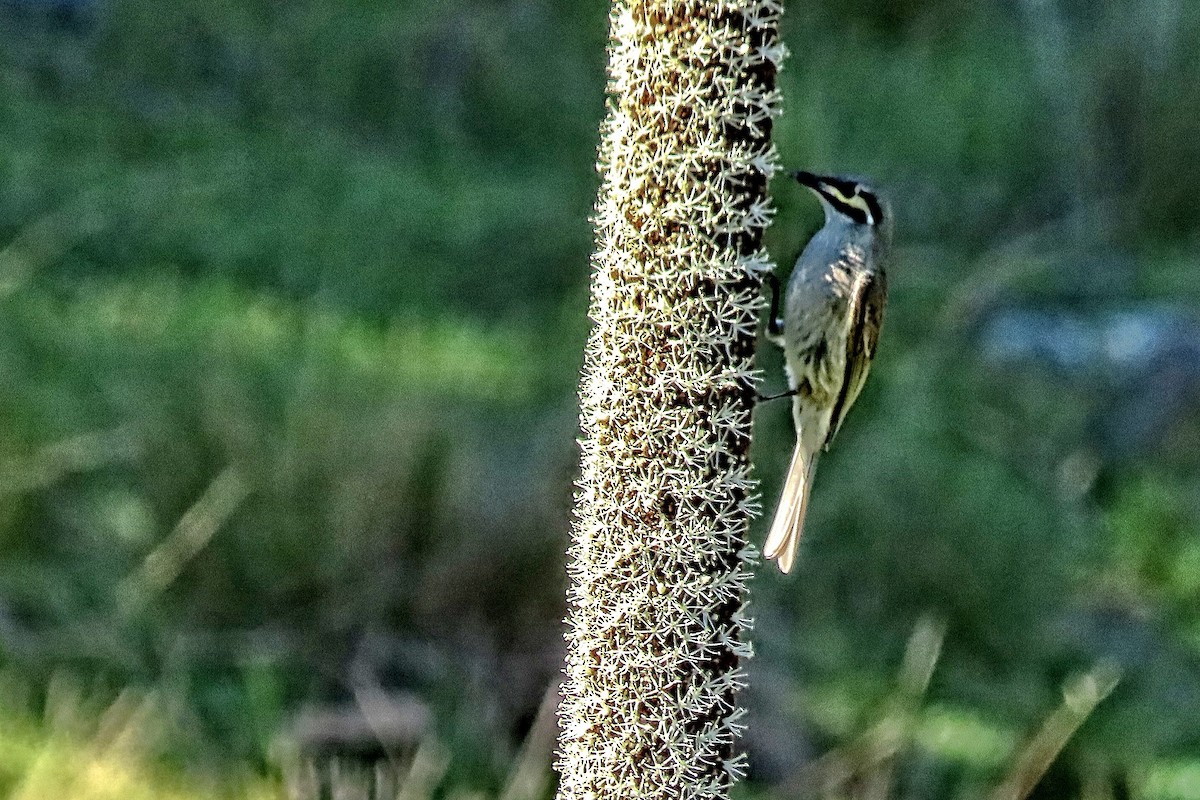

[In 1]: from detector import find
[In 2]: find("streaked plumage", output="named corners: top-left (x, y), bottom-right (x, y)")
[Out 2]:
top-left (764, 171), bottom-right (891, 574)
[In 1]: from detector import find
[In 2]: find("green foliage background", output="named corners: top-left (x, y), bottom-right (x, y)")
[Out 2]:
top-left (1, 0), bottom-right (1199, 797)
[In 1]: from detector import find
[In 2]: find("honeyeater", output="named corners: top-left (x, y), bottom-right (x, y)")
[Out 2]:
top-left (763, 170), bottom-right (891, 574)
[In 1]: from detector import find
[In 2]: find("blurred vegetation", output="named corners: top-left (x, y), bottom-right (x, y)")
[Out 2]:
top-left (1, 0), bottom-right (1199, 797)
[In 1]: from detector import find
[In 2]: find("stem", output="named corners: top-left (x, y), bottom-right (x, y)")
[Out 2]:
top-left (555, 2), bottom-right (784, 798)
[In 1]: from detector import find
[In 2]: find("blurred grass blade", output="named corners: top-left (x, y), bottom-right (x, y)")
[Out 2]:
top-left (793, 614), bottom-right (946, 798)
top-left (990, 662), bottom-right (1121, 800)
top-left (899, 614), bottom-right (947, 700)
top-left (0, 205), bottom-right (104, 299)
top-left (862, 614), bottom-right (947, 800)
top-left (499, 680), bottom-right (560, 800)
top-left (120, 465), bottom-right (251, 603)
top-left (396, 737), bottom-right (451, 800)
top-left (0, 427), bottom-right (143, 497)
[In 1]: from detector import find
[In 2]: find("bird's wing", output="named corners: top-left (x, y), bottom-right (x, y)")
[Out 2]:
top-left (824, 270), bottom-right (887, 447)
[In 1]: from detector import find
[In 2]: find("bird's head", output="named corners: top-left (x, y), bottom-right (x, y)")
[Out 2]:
top-left (792, 170), bottom-right (888, 229)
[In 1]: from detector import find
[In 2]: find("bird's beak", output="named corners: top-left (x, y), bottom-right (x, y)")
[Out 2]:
top-left (791, 170), bottom-right (822, 191)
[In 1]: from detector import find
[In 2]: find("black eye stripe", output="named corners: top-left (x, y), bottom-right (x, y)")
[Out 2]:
top-left (862, 191), bottom-right (884, 225)
top-left (822, 178), bottom-right (859, 196)
top-left (825, 196), bottom-right (869, 225)
top-left (823, 187), bottom-right (883, 226)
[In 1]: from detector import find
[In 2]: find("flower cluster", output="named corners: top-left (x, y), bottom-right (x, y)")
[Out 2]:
top-left (557, 2), bottom-right (784, 798)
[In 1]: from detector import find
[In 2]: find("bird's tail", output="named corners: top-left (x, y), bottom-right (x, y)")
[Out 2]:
top-left (763, 444), bottom-right (817, 574)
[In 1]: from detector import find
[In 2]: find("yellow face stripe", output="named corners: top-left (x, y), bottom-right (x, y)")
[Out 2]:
top-left (821, 184), bottom-right (875, 224)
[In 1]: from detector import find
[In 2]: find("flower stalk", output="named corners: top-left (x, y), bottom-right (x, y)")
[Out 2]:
top-left (556, 2), bottom-right (784, 797)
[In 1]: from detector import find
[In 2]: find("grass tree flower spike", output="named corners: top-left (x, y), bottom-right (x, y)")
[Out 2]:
top-left (556, 2), bottom-right (784, 798)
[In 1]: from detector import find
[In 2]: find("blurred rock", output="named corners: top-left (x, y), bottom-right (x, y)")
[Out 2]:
top-left (0, 0), bottom-right (98, 28)
top-left (979, 304), bottom-right (1200, 459)
top-left (980, 305), bottom-right (1200, 377)
top-left (283, 693), bottom-right (431, 759)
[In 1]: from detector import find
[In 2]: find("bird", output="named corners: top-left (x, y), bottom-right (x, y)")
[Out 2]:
top-left (762, 170), bottom-right (891, 574)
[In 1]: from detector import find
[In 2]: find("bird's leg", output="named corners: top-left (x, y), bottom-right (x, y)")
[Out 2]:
top-left (755, 271), bottom-right (793, 403)
top-left (756, 387), bottom-right (798, 404)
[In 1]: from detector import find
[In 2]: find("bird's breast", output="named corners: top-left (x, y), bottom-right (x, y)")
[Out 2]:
top-left (781, 249), bottom-right (865, 404)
